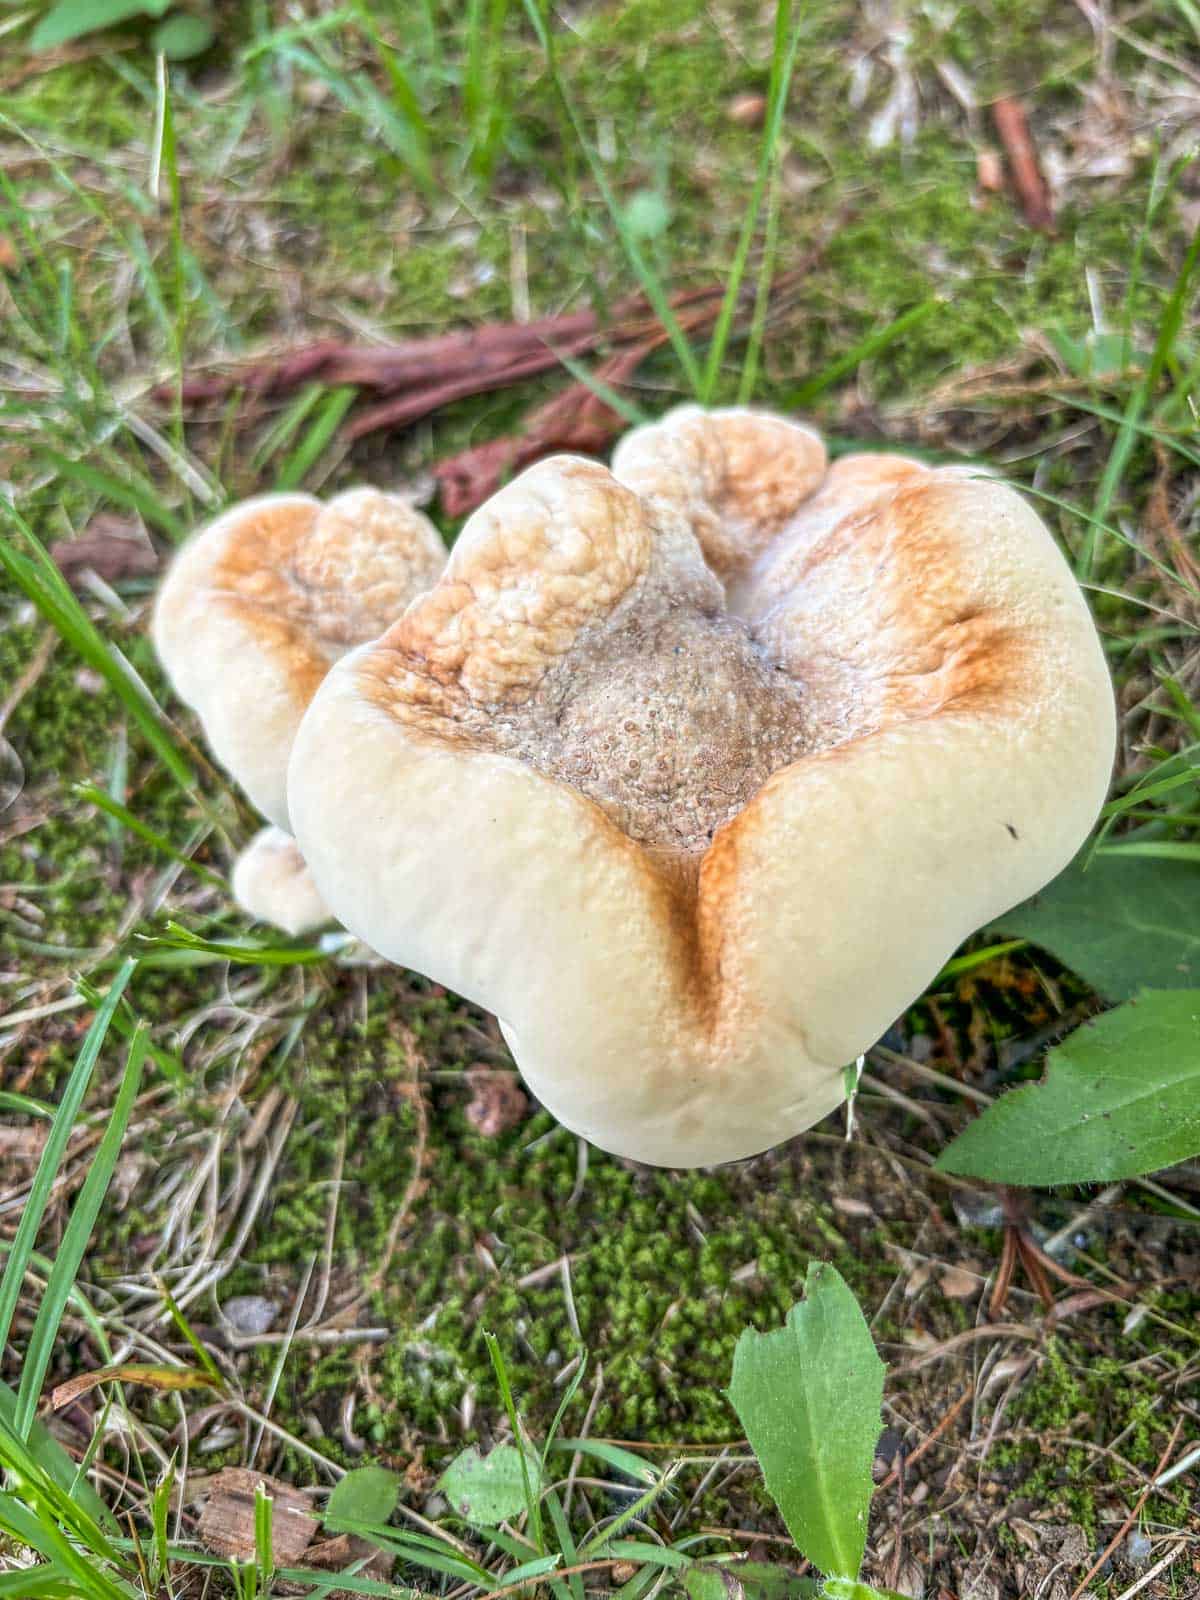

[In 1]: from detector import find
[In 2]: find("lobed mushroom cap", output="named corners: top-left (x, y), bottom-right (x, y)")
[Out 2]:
top-left (153, 488), bottom-right (445, 829)
top-left (287, 409), bottom-right (1115, 1167)
top-left (231, 825), bottom-right (331, 937)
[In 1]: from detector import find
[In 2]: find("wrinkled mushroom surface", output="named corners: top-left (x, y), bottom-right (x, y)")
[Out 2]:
top-left (286, 407), bottom-right (1115, 1166)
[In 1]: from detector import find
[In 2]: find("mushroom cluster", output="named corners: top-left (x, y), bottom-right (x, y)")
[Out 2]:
top-left (156, 407), bottom-right (1115, 1166)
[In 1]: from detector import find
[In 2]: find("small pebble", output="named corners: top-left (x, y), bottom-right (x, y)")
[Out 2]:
top-left (221, 1294), bottom-right (279, 1335)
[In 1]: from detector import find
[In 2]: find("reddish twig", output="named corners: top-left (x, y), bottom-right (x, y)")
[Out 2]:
top-left (1067, 1419), bottom-right (1184, 1600)
top-left (991, 96), bottom-right (1055, 232)
top-left (877, 1387), bottom-right (973, 1492)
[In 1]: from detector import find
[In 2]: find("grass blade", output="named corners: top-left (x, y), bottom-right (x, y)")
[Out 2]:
top-left (0, 960), bottom-right (135, 1361)
top-left (41, 449), bottom-right (187, 542)
top-left (784, 297), bottom-right (939, 408)
top-left (75, 783), bottom-right (225, 889)
top-left (0, 512), bottom-right (196, 791)
top-left (522, 0), bottom-right (702, 394)
top-left (1083, 217), bottom-right (1200, 576)
top-left (15, 1021), bottom-right (148, 1437)
top-left (701, 0), bottom-right (802, 401)
top-left (274, 386), bottom-right (356, 490)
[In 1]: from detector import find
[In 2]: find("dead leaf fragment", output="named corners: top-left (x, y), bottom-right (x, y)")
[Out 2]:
top-left (50, 515), bottom-right (158, 587)
top-left (198, 1468), bottom-right (318, 1565)
top-left (938, 1266), bottom-right (980, 1299)
top-left (727, 92), bottom-right (767, 126)
top-left (976, 148), bottom-right (1004, 192)
top-left (52, 1363), bottom-right (223, 1412)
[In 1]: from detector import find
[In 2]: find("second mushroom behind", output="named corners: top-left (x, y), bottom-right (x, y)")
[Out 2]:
top-left (287, 406), bottom-right (1116, 1167)
top-left (153, 486), bottom-right (447, 933)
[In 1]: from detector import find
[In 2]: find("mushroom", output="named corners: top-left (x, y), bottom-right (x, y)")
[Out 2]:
top-left (230, 825), bottom-right (331, 937)
top-left (154, 487), bottom-right (446, 930)
top-left (285, 407), bottom-right (1115, 1166)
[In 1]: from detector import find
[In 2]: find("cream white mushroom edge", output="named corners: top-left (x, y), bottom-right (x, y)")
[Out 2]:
top-left (154, 487), bottom-right (446, 934)
top-left (282, 407), bottom-right (1115, 1167)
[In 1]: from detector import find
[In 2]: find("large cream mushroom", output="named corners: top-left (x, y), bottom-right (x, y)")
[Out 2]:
top-left (287, 407), bottom-right (1115, 1166)
top-left (154, 488), bottom-right (446, 933)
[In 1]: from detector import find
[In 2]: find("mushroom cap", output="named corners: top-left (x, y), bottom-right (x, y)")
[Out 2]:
top-left (153, 489), bottom-right (446, 829)
top-left (231, 826), bottom-right (331, 937)
top-left (287, 408), bottom-right (1115, 1167)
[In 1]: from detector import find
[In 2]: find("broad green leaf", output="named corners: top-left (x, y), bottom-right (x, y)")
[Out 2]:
top-left (995, 854), bottom-right (1200, 999)
top-left (324, 1466), bottom-right (401, 1530)
top-left (937, 990), bottom-right (1200, 1184)
top-left (152, 13), bottom-right (216, 58)
top-left (31, 0), bottom-right (170, 50)
top-left (438, 1443), bottom-right (542, 1529)
top-left (622, 190), bottom-right (672, 240)
top-left (728, 1263), bottom-right (884, 1580)
top-left (822, 1583), bottom-right (910, 1600)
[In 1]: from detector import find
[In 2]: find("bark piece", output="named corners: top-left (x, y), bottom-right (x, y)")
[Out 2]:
top-left (197, 1468), bottom-right (318, 1565)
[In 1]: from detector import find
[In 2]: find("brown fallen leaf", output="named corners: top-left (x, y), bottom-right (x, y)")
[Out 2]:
top-left (198, 1467), bottom-right (319, 1566)
top-left (991, 97), bottom-right (1055, 232)
top-left (464, 1069), bottom-right (530, 1137)
top-left (282, 1532), bottom-right (394, 1600)
top-left (52, 1363), bottom-right (223, 1411)
top-left (938, 1265), bottom-right (981, 1299)
top-left (50, 515), bottom-right (158, 587)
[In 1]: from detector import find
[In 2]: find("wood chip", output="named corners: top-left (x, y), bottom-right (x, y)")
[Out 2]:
top-left (197, 1468), bottom-right (318, 1565)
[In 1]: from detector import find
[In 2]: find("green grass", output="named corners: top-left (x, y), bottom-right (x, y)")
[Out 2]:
top-left (2, 0), bottom-right (1199, 1594)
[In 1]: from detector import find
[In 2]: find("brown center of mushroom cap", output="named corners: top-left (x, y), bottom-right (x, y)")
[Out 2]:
top-left (359, 460), bottom-right (829, 861)
top-left (495, 587), bottom-right (815, 856)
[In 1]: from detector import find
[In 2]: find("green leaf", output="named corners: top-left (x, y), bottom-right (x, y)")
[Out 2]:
top-left (937, 990), bottom-right (1200, 1184)
top-left (438, 1443), bottom-right (542, 1529)
top-left (152, 13), bottom-right (216, 59)
top-left (622, 190), bottom-right (671, 241)
top-left (995, 853), bottom-right (1200, 999)
top-left (30, 0), bottom-right (169, 50)
top-left (324, 1466), bottom-right (401, 1530)
top-left (728, 1263), bottom-right (884, 1580)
